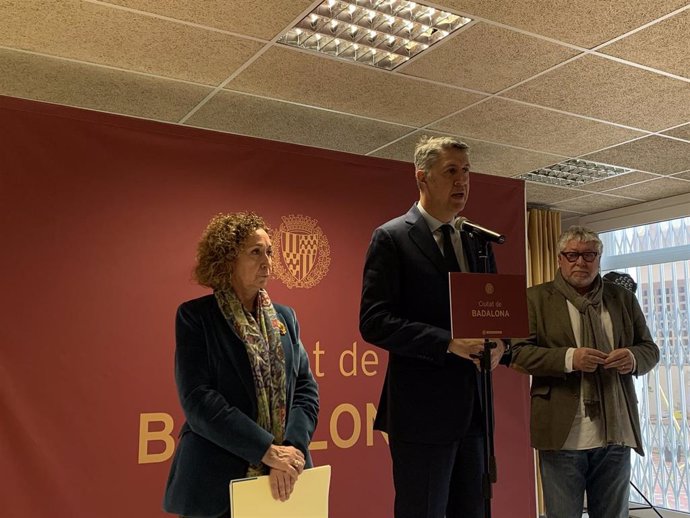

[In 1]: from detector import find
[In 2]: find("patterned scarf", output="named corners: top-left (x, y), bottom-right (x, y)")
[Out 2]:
top-left (215, 287), bottom-right (287, 476)
top-left (553, 270), bottom-right (628, 445)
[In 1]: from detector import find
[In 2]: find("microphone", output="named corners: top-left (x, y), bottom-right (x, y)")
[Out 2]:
top-left (454, 217), bottom-right (506, 244)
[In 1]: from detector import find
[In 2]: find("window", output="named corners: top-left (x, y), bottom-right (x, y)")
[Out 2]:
top-left (600, 216), bottom-right (690, 513)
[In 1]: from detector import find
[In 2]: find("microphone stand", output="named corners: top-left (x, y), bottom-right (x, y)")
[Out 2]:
top-left (476, 234), bottom-right (497, 518)
top-left (480, 337), bottom-right (497, 518)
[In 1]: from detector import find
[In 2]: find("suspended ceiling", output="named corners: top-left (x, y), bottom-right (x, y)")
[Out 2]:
top-left (1, 0), bottom-right (689, 218)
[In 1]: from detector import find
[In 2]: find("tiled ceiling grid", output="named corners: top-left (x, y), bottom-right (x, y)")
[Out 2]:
top-left (1, 0), bottom-right (689, 218)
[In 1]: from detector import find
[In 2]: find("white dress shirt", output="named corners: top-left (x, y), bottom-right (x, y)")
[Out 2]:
top-left (417, 203), bottom-right (469, 272)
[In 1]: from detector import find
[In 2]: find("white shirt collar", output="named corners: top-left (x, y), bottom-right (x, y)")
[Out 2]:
top-left (417, 202), bottom-right (458, 233)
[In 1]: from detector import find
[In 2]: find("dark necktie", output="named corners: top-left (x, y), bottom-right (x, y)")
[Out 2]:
top-left (440, 224), bottom-right (461, 272)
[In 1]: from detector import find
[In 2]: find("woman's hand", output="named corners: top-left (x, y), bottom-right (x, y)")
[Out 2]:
top-left (261, 444), bottom-right (305, 474)
top-left (268, 468), bottom-right (297, 501)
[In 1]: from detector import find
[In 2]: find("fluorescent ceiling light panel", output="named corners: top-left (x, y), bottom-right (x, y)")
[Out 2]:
top-left (518, 159), bottom-right (634, 187)
top-left (278, 0), bottom-right (471, 70)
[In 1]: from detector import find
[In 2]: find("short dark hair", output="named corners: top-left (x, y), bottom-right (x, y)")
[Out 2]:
top-left (413, 135), bottom-right (469, 173)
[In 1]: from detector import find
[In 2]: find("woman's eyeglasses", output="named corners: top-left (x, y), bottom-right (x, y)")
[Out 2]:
top-left (560, 251), bottom-right (599, 263)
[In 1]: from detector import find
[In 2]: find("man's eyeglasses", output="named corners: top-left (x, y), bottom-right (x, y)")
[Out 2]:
top-left (560, 251), bottom-right (599, 263)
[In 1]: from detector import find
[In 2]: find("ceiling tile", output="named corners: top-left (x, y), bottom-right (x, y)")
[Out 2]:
top-left (605, 177), bottom-right (690, 200)
top-left (0, 0), bottom-right (687, 214)
top-left (552, 193), bottom-right (642, 213)
top-left (582, 135), bottom-right (690, 174)
top-left (463, 139), bottom-right (565, 178)
top-left (577, 171), bottom-right (659, 192)
top-left (185, 90), bottom-right (412, 155)
top-left (560, 210), bottom-right (588, 221)
top-left (430, 97), bottom-right (644, 156)
top-left (436, 0), bottom-right (688, 48)
top-left (226, 47), bottom-right (484, 126)
top-left (399, 23), bottom-right (577, 94)
top-left (100, 0), bottom-right (314, 40)
top-left (367, 132), bottom-right (418, 164)
top-left (600, 10), bottom-right (690, 79)
top-left (0, 0), bottom-right (263, 85)
top-left (0, 49), bottom-right (211, 122)
top-left (525, 182), bottom-right (586, 206)
top-left (370, 130), bottom-right (564, 177)
top-left (662, 123), bottom-right (690, 141)
top-left (503, 55), bottom-right (690, 131)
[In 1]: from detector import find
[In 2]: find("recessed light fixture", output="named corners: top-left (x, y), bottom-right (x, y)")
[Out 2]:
top-left (278, 0), bottom-right (471, 70)
top-left (518, 159), bottom-right (634, 187)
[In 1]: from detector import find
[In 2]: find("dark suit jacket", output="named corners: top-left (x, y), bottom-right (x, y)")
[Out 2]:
top-left (163, 295), bottom-right (319, 517)
top-left (511, 280), bottom-right (659, 455)
top-left (359, 204), bottom-right (497, 444)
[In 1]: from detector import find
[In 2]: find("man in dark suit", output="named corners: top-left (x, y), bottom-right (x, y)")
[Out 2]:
top-left (359, 136), bottom-right (508, 518)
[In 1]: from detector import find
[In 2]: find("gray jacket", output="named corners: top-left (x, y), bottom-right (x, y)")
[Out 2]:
top-left (511, 279), bottom-right (658, 455)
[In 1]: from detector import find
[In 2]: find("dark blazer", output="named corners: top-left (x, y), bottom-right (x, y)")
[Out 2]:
top-left (359, 204), bottom-right (497, 444)
top-left (511, 279), bottom-right (659, 455)
top-left (163, 295), bottom-right (319, 517)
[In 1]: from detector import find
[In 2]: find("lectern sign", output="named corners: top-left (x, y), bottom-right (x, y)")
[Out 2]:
top-left (449, 273), bottom-right (529, 339)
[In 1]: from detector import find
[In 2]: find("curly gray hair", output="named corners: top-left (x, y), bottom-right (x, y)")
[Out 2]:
top-left (558, 226), bottom-right (603, 253)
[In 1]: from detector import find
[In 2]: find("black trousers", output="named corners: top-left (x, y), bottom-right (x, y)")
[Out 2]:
top-left (388, 410), bottom-right (485, 518)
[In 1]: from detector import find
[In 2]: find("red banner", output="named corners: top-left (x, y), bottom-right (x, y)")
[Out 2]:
top-left (0, 95), bottom-right (534, 518)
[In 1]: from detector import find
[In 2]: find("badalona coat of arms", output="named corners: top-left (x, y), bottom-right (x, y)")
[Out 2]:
top-left (271, 215), bottom-right (331, 289)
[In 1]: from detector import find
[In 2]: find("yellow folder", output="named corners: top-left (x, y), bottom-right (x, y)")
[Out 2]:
top-left (229, 465), bottom-right (331, 518)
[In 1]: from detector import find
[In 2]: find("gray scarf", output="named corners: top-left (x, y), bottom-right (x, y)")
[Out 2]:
top-left (553, 270), bottom-right (628, 445)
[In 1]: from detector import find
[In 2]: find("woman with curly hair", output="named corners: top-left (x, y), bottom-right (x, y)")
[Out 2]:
top-left (163, 212), bottom-right (319, 518)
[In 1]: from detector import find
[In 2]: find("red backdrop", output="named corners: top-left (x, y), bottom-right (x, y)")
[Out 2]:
top-left (0, 95), bottom-right (534, 518)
